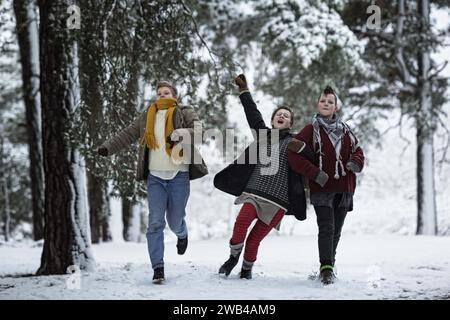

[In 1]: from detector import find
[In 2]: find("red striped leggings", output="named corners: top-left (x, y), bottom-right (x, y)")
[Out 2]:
top-left (231, 203), bottom-right (285, 263)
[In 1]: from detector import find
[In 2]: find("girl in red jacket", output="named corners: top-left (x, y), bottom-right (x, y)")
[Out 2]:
top-left (288, 86), bottom-right (365, 285)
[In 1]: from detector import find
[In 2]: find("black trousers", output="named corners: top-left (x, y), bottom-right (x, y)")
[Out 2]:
top-left (314, 194), bottom-right (348, 268)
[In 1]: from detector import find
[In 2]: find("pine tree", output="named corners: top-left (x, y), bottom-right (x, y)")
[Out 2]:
top-left (192, 0), bottom-right (373, 136)
top-left (13, 0), bottom-right (45, 241)
top-left (37, 0), bottom-right (95, 274)
top-left (77, 1), bottom-right (113, 243)
top-left (342, 0), bottom-right (449, 235)
top-left (0, 0), bottom-right (33, 241)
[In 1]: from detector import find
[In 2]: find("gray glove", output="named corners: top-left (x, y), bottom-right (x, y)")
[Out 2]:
top-left (346, 160), bottom-right (361, 173)
top-left (314, 170), bottom-right (329, 187)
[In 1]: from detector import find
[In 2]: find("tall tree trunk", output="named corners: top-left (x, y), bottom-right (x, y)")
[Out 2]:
top-left (87, 173), bottom-right (111, 243)
top-left (416, 0), bottom-right (437, 235)
top-left (3, 181), bottom-right (11, 243)
top-left (119, 20), bottom-right (143, 243)
top-left (416, 125), bottom-right (437, 235)
top-left (121, 198), bottom-right (141, 242)
top-left (37, 0), bottom-right (95, 275)
top-left (128, 202), bottom-right (141, 242)
top-left (122, 197), bottom-right (132, 242)
top-left (13, 0), bottom-right (45, 241)
top-left (101, 189), bottom-right (112, 242)
top-left (0, 136), bottom-right (11, 242)
top-left (87, 172), bottom-right (101, 243)
top-left (78, 1), bottom-right (112, 244)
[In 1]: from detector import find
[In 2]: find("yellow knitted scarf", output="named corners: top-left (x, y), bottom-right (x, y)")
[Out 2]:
top-left (141, 97), bottom-right (177, 156)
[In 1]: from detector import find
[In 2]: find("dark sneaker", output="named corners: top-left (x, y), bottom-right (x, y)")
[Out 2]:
top-left (319, 268), bottom-right (335, 285)
top-left (152, 267), bottom-right (165, 284)
top-left (239, 268), bottom-right (252, 279)
top-left (177, 237), bottom-right (188, 255)
top-left (219, 255), bottom-right (240, 276)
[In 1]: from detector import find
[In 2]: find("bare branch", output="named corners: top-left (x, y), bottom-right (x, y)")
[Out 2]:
top-left (429, 60), bottom-right (448, 80)
top-left (353, 28), bottom-right (394, 42)
top-left (178, 0), bottom-right (244, 72)
top-left (179, 0), bottom-right (217, 65)
top-left (436, 116), bottom-right (450, 166)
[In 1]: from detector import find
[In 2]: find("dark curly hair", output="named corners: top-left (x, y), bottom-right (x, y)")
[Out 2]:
top-left (271, 105), bottom-right (294, 127)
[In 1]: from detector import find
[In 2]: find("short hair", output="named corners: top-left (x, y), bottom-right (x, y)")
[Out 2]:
top-left (271, 105), bottom-right (294, 127)
top-left (157, 80), bottom-right (177, 97)
top-left (318, 86), bottom-right (337, 107)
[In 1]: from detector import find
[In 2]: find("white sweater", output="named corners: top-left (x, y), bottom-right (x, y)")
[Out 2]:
top-left (149, 109), bottom-right (189, 179)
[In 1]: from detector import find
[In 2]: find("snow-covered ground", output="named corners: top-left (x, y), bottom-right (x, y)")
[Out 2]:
top-left (1, 234), bottom-right (449, 300)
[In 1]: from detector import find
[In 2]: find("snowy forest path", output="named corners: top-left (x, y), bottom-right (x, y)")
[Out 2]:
top-left (0, 235), bottom-right (449, 299)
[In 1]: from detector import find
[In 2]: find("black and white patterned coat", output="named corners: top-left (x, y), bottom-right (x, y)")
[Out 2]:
top-left (213, 92), bottom-right (314, 221)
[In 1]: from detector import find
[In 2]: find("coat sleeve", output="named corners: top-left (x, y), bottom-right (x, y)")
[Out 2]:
top-left (100, 113), bottom-right (143, 155)
top-left (288, 125), bottom-right (320, 179)
top-left (238, 91), bottom-right (270, 134)
top-left (349, 144), bottom-right (365, 172)
top-left (346, 127), bottom-right (365, 172)
top-left (177, 105), bottom-right (202, 145)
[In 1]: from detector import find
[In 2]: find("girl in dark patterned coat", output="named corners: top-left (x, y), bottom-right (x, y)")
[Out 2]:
top-left (288, 86), bottom-right (365, 285)
top-left (214, 74), bottom-right (313, 279)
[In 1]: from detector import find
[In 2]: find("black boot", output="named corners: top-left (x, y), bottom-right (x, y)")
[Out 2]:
top-left (239, 260), bottom-right (253, 280)
top-left (177, 236), bottom-right (188, 255)
top-left (152, 267), bottom-right (165, 284)
top-left (319, 265), bottom-right (335, 285)
top-left (218, 241), bottom-right (243, 276)
top-left (219, 255), bottom-right (240, 276)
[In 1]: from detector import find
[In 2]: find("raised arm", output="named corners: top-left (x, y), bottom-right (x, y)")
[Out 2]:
top-left (235, 74), bottom-right (269, 131)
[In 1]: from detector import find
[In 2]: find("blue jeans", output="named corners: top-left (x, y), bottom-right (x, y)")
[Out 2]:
top-left (146, 171), bottom-right (190, 270)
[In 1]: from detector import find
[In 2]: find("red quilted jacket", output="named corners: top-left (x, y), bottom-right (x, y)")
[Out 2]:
top-left (288, 124), bottom-right (365, 195)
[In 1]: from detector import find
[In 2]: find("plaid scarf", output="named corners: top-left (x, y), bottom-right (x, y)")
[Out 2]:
top-left (312, 113), bottom-right (347, 179)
